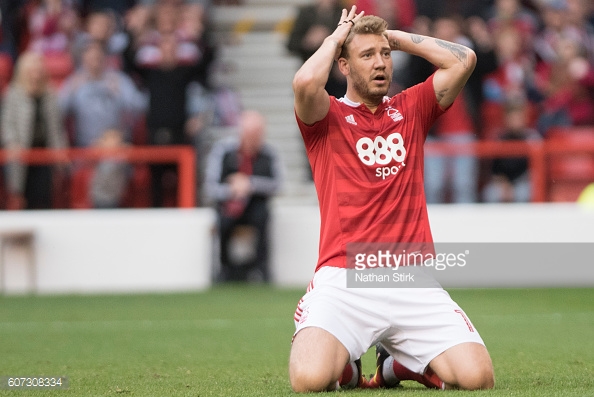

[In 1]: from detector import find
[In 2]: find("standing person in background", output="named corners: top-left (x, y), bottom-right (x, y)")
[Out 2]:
top-left (205, 110), bottom-right (283, 283)
top-left (483, 98), bottom-right (540, 203)
top-left (132, 33), bottom-right (206, 207)
top-left (424, 14), bottom-right (479, 203)
top-left (26, 0), bottom-right (80, 55)
top-left (59, 39), bottom-right (146, 149)
top-left (1, 51), bottom-right (68, 210)
top-left (59, 40), bottom-right (146, 208)
top-left (287, 0), bottom-right (346, 98)
top-left (126, 0), bottom-right (214, 207)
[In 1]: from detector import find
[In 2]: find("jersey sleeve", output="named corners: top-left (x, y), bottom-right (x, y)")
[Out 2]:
top-left (401, 72), bottom-right (447, 141)
top-left (294, 104), bottom-right (331, 150)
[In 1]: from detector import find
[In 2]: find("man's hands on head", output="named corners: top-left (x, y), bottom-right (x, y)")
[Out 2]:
top-left (329, 6), bottom-right (364, 60)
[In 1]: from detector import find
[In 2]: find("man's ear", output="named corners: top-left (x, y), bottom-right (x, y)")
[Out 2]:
top-left (337, 57), bottom-right (350, 76)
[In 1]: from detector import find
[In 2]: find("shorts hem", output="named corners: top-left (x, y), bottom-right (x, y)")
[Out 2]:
top-left (420, 340), bottom-right (487, 374)
top-left (293, 324), bottom-right (358, 362)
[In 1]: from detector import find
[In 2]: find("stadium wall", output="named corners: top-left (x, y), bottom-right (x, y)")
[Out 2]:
top-left (271, 203), bottom-right (594, 288)
top-left (0, 209), bottom-right (215, 294)
top-left (1, 203), bottom-right (593, 294)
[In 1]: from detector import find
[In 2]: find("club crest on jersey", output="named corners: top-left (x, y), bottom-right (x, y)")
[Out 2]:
top-left (345, 114), bottom-right (358, 125)
top-left (386, 107), bottom-right (403, 122)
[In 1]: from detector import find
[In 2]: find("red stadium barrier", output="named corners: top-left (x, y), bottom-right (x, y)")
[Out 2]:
top-left (2, 128), bottom-right (594, 206)
top-left (425, 127), bottom-right (594, 202)
top-left (0, 146), bottom-right (196, 208)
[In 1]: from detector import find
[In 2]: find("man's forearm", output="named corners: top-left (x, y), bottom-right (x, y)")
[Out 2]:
top-left (386, 29), bottom-right (476, 108)
top-left (386, 30), bottom-right (473, 73)
top-left (293, 36), bottom-right (338, 93)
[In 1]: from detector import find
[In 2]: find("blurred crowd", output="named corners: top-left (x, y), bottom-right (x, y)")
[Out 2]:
top-left (0, 0), bottom-right (239, 210)
top-left (1, 0), bottom-right (594, 210)
top-left (287, 0), bottom-right (594, 203)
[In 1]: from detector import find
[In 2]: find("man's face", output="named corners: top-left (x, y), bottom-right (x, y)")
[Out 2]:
top-left (82, 44), bottom-right (105, 76)
top-left (341, 33), bottom-right (393, 101)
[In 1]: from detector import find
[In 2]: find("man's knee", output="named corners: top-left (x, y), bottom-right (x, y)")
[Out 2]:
top-left (430, 342), bottom-right (495, 390)
top-left (289, 327), bottom-right (350, 393)
top-left (455, 362), bottom-right (495, 390)
top-left (289, 361), bottom-right (335, 393)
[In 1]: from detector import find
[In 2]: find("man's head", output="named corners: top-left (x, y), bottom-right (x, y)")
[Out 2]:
top-left (337, 16), bottom-right (392, 103)
top-left (15, 51), bottom-right (48, 96)
top-left (339, 16), bottom-right (389, 60)
top-left (239, 110), bottom-right (266, 157)
top-left (81, 40), bottom-right (107, 78)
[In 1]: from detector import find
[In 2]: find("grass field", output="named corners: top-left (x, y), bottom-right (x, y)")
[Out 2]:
top-left (0, 286), bottom-right (593, 396)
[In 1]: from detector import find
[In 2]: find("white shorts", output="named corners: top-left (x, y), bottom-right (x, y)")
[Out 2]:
top-left (293, 266), bottom-right (485, 374)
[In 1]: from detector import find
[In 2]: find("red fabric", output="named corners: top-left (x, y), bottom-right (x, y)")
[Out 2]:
top-left (296, 74), bottom-right (444, 271)
top-left (355, 0), bottom-right (416, 29)
top-left (223, 152), bottom-right (253, 218)
top-left (535, 61), bottom-right (594, 126)
top-left (392, 359), bottom-right (443, 389)
top-left (435, 93), bottom-right (474, 135)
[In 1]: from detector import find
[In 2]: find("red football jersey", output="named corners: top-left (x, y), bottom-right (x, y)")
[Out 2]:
top-left (296, 74), bottom-right (446, 271)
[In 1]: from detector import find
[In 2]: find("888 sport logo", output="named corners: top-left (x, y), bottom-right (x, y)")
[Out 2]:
top-left (355, 133), bottom-right (407, 179)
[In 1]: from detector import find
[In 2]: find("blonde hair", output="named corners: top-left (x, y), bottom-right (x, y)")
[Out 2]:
top-left (13, 51), bottom-right (48, 95)
top-left (339, 15), bottom-right (389, 59)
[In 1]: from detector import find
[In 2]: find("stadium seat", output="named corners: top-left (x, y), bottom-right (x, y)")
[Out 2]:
top-left (0, 52), bottom-right (14, 93)
top-left (546, 127), bottom-right (594, 202)
top-left (43, 52), bottom-right (74, 89)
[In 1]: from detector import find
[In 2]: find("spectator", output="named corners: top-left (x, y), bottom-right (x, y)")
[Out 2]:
top-left (533, 0), bottom-right (574, 64)
top-left (26, 0), bottom-right (80, 55)
top-left (424, 14), bottom-right (479, 203)
top-left (534, 30), bottom-right (594, 135)
top-left (1, 51), bottom-right (68, 210)
top-left (483, 25), bottom-right (535, 105)
top-left (133, 2), bottom-right (202, 67)
top-left (205, 110), bottom-right (283, 283)
top-left (89, 128), bottom-right (131, 208)
top-left (485, 0), bottom-right (539, 54)
top-left (59, 40), bottom-right (146, 148)
top-left (131, 33), bottom-right (205, 207)
top-left (481, 25), bottom-right (538, 139)
top-left (483, 99), bottom-right (541, 202)
top-left (59, 40), bottom-right (146, 207)
top-left (565, 0), bottom-right (594, 62)
top-left (72, 9), bottom-right (128, 69)
top-left (286, 0), bottom-right (346, 98)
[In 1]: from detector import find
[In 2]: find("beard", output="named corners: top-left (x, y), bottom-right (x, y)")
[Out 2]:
top-left (350, 68), bottom-right (391, 103)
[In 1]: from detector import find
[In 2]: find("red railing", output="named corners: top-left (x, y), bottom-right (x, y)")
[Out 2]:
top-left (1, 130), bottom-right (594, 206)
top-left (0, 146), bottom-right (196, 208)
top-left (425, 131), bottom-right (594, 202)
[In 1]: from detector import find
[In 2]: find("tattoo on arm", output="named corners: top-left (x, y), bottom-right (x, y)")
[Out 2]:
top-left (389, 37), bottom-right (401, 51)
top-left (435, 39), bottom-right (468, 67)
top-left (410, 34), bottom-right (425, 44)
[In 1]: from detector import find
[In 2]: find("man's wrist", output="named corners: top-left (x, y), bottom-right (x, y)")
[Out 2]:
top-left (386, 30), bottom-right (406, 51)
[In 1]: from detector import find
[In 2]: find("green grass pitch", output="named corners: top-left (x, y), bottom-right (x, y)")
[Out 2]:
top-left (0, 287), bottom-right (593, 396)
